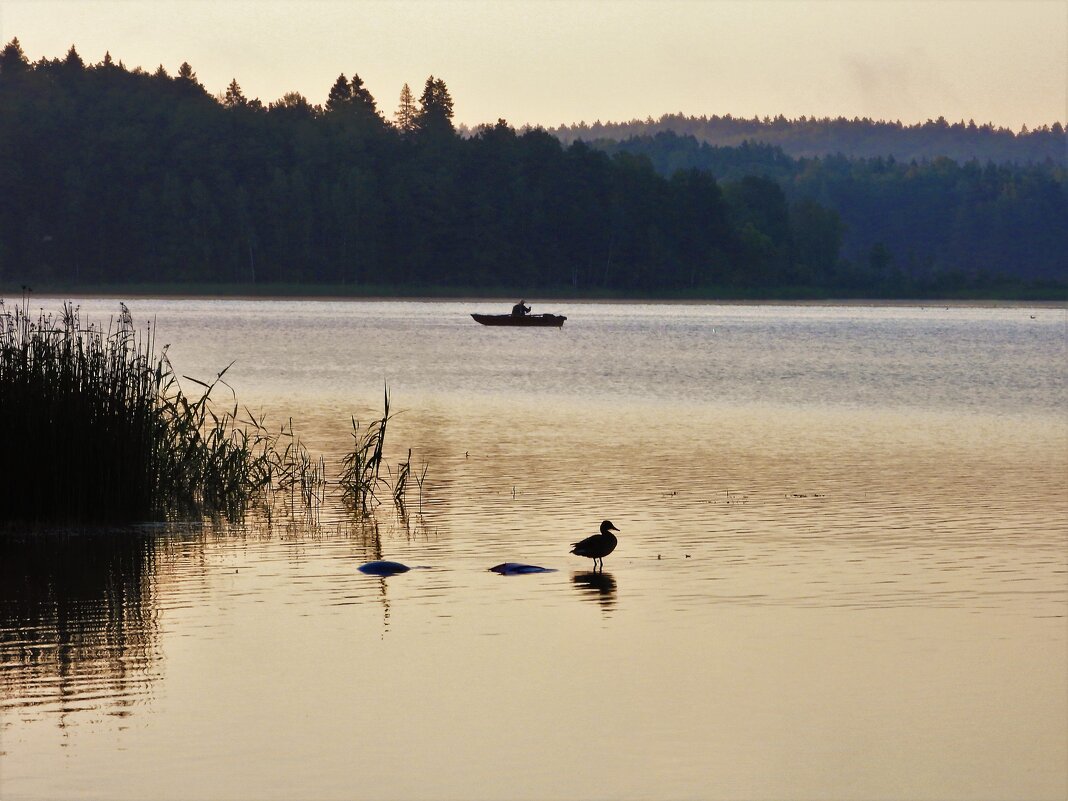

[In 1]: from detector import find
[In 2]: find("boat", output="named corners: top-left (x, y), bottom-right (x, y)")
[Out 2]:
top-left (471, 313), bottom-right (566, 327)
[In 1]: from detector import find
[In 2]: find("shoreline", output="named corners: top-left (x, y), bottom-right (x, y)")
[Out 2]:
top-left (3, 283), bottom-right (1065, 307)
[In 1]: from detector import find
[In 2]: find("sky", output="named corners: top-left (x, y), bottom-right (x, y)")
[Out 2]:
top-left (2, 0), bottom-right (1065, 130)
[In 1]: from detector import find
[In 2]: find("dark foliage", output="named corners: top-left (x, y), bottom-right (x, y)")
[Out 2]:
top-left (1, 42), bottom-right (1063, 297)
top-left (592, 131), bottom-right (1068, 285)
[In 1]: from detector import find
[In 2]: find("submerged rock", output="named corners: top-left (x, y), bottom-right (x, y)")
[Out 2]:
top-left (489, 563), bottom-right (557, 575)
top-left (358, 560), bottom-right (411, 576)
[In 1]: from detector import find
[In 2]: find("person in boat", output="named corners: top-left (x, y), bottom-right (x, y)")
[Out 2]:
top-left (511, 300), bottom-right (531, 317)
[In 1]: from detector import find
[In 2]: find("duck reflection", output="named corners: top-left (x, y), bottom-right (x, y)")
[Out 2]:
top-left (0, 530), bottom-right (160, 723)
top-left (572, 570), bottom-right (617, 611)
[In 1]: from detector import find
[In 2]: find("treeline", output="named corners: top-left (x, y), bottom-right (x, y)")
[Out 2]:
top-left (551, 112), bottom-right (1068, 165)
top-left (0, 40), bottom-right (852, 295)
top-left (0, 40), bottom-right (1063, 298)
top-left (592, 132), bottom-right (1068, 283)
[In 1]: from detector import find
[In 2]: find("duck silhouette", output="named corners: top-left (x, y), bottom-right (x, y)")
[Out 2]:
top-left (570, 520), bottom-right (619, 570)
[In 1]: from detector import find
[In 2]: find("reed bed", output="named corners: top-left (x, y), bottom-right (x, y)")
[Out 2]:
top-left (0, 300), bottom-right (324, 525)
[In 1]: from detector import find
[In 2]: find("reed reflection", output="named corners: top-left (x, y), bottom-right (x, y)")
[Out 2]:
top-left (341, 515), bottom-right (421, 636)
top-left (0, 531), bottom-right (161, 724)
top-left (572, 571), bottom-right (618, 611)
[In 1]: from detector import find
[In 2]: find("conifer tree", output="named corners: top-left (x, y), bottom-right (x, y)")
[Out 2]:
top-left (63, 45), bottom-right (85, 70)
top-left (174, 62), bottom-right (207, 98)
top-left (325, 73), bottom-right (351, 112)
top-left (349, 73), bottom-right (377, 113)
top-left (224, 78), bottom-right (248, 108)
top-left (395, 83), bottom-right (417, 133)
top-left (177, 62), bottom-right (198, 83)
top-left (415, 75), bottom-right (454, 136)
top-left (0, 38), bottom-right (29, 75)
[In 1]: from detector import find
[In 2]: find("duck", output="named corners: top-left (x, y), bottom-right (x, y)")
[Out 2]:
top-left (570, 520), bottom-right (619, 570)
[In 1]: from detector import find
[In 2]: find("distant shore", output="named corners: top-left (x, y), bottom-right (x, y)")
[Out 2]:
top-left (3, 282), bottom-right (1065, 306)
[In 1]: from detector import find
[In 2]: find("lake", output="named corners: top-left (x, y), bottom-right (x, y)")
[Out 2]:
top-left (1, 299), bottom-right (1065, 800)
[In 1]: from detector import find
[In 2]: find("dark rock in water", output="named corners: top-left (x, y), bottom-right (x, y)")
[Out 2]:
top-left (358, 560), bottom-right (411, 576)
top-left (489, 562), bottom-right (556, 575)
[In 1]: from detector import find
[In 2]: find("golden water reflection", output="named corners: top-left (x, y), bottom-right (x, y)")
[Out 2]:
top-left (2, 394), bottom-right (1064, 800)
top-left (1, 300), bottom-right (1065, 800)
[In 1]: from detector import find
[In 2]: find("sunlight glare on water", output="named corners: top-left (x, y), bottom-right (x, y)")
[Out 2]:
top-left (1, 299), bottom-right (1065, 800)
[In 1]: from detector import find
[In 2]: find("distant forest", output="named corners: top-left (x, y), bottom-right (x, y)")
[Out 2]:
top-left (587, 133), bottom-right (1067, 283)
top-left (1, 39), bottom-right (1065, 298)
top-left (550, 113), bottom-right (1067, 165)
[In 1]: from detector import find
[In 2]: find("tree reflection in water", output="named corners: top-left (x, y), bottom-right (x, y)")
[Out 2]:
top-left (0, 530), bottom-right (160, 725)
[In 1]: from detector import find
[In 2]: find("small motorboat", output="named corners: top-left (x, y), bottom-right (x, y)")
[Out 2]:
top-left (471, 313), bottom-right (566, 327)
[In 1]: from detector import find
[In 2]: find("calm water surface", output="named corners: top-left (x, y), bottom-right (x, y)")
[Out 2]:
top-left (2, 300), bottom-right (1066, 800)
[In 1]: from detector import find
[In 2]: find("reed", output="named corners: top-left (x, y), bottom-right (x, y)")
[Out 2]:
top-left (337, 387), bottom-right (426, 517)
top-left (392, 449), bottom-right (412, 511)
top-left (338, 387), bottom-right (393, 515)
top-left (413, 461), bottom-right (429, 515)
top-left (0, 300), bottom-right (322, 524)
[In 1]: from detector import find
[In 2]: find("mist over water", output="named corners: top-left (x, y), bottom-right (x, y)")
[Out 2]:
top-left (2, 300), bottom-right (1065, 800)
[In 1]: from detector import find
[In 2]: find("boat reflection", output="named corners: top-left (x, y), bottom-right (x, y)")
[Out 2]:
top-left (0, 530), bottom-right (161, 724)
top-left (571, 570), bottom-right (617, 611)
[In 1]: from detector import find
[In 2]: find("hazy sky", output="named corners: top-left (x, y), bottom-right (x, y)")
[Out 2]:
top-left (2, 1), bottom-right (1064, 129)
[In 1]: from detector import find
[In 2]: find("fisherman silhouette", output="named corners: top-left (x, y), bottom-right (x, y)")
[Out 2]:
top-left (511, 300), bottom-right (531, 317)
